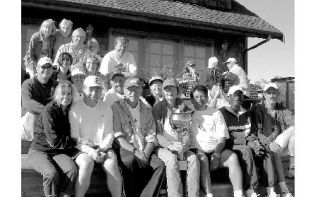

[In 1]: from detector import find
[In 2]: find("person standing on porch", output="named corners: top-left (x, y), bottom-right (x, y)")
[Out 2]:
top-left (100, 36), bottom-right (137, 80)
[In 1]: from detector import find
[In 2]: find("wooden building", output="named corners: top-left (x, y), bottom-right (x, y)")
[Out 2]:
top-left (21, 1), bottom-right (291, 196)
top-left (22, 0), bottom-right (284, 78)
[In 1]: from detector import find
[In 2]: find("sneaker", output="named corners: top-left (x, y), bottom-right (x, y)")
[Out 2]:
top-left (282, 192), bottom-right (293, 197)
top-left (246, 191), bottom-right (259, 197)
top-left (267, 192), bottom-right (280, 197)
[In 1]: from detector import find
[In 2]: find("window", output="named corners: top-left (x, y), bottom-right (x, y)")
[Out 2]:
top-left (183, 44), bottom-right (207, 75)
top-left (149, 41), bottom-right (174, 67)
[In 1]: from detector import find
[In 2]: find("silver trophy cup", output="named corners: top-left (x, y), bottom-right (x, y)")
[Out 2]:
top-left (169, 112), bottom-right (192, 170)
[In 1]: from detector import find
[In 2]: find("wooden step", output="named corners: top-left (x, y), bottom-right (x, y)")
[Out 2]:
top-left (21, 153), bottom-right (294, 197)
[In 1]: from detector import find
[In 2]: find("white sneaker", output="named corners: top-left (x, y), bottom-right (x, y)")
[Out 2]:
top-left (267, 192), bottom-right (280, 197)
top-left (282, 193), bottom-right (293, 197)
top-left (246, 191), bottom-right (259, 197)
top-left (250, 192), bottom-right (259, 197)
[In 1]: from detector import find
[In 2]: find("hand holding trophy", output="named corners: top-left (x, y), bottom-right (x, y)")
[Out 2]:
top-left (169, 110), bottom-right (192, 170)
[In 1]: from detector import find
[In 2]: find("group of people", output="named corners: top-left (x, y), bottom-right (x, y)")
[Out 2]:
top-left (21, 18), bottom-right (295, 197)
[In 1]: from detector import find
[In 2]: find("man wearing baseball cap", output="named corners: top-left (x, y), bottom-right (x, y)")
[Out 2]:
top-left (103, 72), bottom-right (126, 104)
top-left (219, 86), bottom-right (259, 197)
top-left (111, 77), bottom-right (165, 197)
top-left (249, 83), bottom-right (294, 197)
top-left (152, 78), bottom-right (200, 197)
top-left (21, 57), bottom-right (57, 141)
top-left (69, 75), bottom-right (123, 197)
top-left (222, 58), bottom-right (250, 97)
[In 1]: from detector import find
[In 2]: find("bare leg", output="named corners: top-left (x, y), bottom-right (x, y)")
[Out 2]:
top-left (196, 152), bottom-right (213, 195)
top-left (75, 153), bottom-right (95, 197)
top-left (101, 150), bottom-right (122, 197)
top-left (220, 149), bottom-right (243, 191)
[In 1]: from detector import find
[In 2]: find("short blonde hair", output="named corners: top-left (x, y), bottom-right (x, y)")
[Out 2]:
top-left (72, 28), bottom-right (86, 39)
top-left (59, 18), bottom-right (73, 28)
top-left (40, 19), bottom-right (56, 35)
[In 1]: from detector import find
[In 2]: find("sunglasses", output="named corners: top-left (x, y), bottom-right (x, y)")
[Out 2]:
top-left (62, 58), bottom-right (71, 62)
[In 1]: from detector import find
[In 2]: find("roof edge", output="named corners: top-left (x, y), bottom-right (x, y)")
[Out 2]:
top-left (22, 0), bottom-right (284, 41)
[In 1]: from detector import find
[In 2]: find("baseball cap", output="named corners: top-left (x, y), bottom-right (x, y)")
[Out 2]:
top-left (228, 86), bottom-right (243, 95)
top-left (149, 76), bottom-right (163, 86)
top-left (110, 72), bottom-right (125, 81)
top-left (83, 75), bottom-right (103, 88)
top-left (263, 83), bottom-right (279, 92)
top-left (37, 57), bottom-right (53, 68)
top-left (71, 68), bottom-right (86, 77)
top-left (124, 78), bottom-right (142, 89)
top-left (208, 57), bottom-right (218, 68)
top-left (186, 60), bottom-right (196, 67)
top-left (162, 78), bottom-right (179, 89)
top-left (225, 57), bottom-right (237, 64)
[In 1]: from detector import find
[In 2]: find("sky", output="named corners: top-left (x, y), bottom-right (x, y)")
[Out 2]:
top-left (236, 0), bottom-right (294, 83)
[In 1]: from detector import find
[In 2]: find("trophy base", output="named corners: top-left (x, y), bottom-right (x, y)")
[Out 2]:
top-left (178, 160), bottom-right (188, 171)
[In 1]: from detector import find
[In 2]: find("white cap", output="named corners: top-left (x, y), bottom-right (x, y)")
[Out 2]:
top-left (83, 75), bottom-right (103, 88)
top-left (228, 86), bottom-right (243, 95)
top-left (208, 57), bottom-right (218, 68)
top-left (37, 57), bottom-right (53, 67)
top-left (149, 76), bottom-right (163, 86)
top-left (225, 57), bottom-right (237, 63)
top-left (263, 83), bottom-right (279, 92)
top-left (71, 68), bottom-right (86, 76)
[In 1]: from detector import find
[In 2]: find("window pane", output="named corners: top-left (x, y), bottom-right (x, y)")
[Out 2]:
top-left (150, 43), bottom-right (161, 54)
top-left (195, 58), bottom-right (206, 71)
top-left (162, 44), bottom-right (174, 55)
top-left (195, 47), bottom-right (205, 58)
top-left (162, 55), bottom-right (174, 66)
top-left (127, 39), bottom-right (138, 52)
top-left (150, 54), bottom-right (161, 67)
top-left (131, 52), bottom-right (138, 64)
top-left (184, 45), bottom-right (194, 57)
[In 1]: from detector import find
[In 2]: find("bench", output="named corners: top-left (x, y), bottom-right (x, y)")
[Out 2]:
top-left (21, 141), bottom-right (294, 197)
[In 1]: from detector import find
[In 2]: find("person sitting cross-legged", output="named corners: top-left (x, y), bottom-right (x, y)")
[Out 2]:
top-left (69, 75), bottom-right (122, 197)
top-left (111, 77), bottom-right (165, 197)
top-left (189, 85), bottom-right (245, 197)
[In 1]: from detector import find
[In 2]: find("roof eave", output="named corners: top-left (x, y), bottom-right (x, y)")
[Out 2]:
top-left (22, 0), bottom-right (284, 41)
